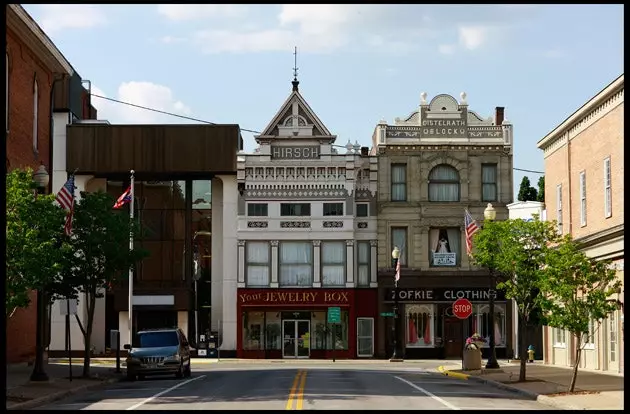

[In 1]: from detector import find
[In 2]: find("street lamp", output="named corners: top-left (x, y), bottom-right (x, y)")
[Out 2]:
top-left (483, 203), bottom-right (500, 369)
top-left (390, 246), bottom-right (401, 361)
top-left (30, 163), bottom-right (50, 382)
top-left (192, 231), bottom-right (211, 346)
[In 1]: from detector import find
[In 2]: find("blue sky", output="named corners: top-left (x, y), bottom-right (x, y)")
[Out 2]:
top-left (24, 4), bottom-right (623, 199)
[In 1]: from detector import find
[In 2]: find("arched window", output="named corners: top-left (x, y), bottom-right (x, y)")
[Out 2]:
top-left (474, 304), bottom-right (506, 347)
top-left (428, 164), bottom-right (460, 202)
top-left (33, 77), bottom-right (38, 152)
top-left (406, 304), bottom-right (434, 348)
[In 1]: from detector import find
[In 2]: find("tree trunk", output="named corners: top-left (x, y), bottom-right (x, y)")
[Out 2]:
top-left (569, 334), bottom-right (581, 393)
top-left (82, 291), bottom-right (97, 378)
top-left (518, 312), bottom-right (528, 382)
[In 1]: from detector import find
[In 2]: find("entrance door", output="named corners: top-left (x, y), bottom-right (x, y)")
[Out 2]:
top-left (282, 320), bottom-right (311, 358)
top-left (444, 317), bottom-right (464, 358)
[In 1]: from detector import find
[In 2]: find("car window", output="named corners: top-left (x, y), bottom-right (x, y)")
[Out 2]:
top-left (137, 331), bottom-right (179, 348)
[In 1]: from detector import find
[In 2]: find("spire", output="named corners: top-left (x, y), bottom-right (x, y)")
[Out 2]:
top-left (292, 46), bottom-right (299, 92)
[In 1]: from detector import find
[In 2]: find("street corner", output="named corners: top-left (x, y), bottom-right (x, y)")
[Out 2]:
top-left (437, 365), bottom-right (469, 380)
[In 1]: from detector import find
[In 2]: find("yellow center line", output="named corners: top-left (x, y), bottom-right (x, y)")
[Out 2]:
top-left (295, 369), bottom-right (307, 410)
top-left (285, 370), bottom-right (304, 410)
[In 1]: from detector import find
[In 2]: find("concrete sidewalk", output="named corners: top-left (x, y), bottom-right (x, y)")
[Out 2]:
top-left (6, 362), bottom-right (124, 410)
top-left (438, 360), bottom-right (624, 410)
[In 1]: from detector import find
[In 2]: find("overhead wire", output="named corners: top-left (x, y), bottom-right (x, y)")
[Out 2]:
top-left (90, 93), bottom-right (545, 174)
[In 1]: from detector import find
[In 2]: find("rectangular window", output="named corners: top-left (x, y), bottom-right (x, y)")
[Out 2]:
top-left (428, 228), bottom-right (460, 267)
top-left (357, 317), bottom-right (374, 357)
top-left (279, 241), bottom-right (312, 286)
top-left (6, 53), bottom-right (8, 133)
top-left (357, 241), bottom-right (370, 287)
top-left (609, 312), bottom-right (617, 362)
top-left (321, 241), bottom-right (345, 286)
top-left (312, 310), bottom-right (349, 350)
top-left (406, 304), bottom-right (435, 347)
top-left (473, 304), bottom-right (507, 348)
top-left (33, 80), bottom-right (38, 152)
top-left (556, 184), bottom-right (563, 235)
top-left (391, 164), bottom-right (407, 201)
top-left (242, 311), bottom-right (265, 350)
top-left (391, 227), bottom-right (408, 266)
top-left (323, 202), bottom-right (344, 216)
top-left (579, 171), bottom-right (586, 227)
top-left (280, 203), bottom-right (310, 216)
top-left (247, 203), bottom-right (268, 217)
top-left (356, 203), bottom-right (369, 217)
top-left (583, 319), bottom-right (595, 349)
top-left (553, 327), bottom-right (566, 348)
top-left (481, 164), bottom-right (498, 202)
top-left (246, 242), bottom-right (270, 287)
top-left (604, 157), bottom-right (612, 218)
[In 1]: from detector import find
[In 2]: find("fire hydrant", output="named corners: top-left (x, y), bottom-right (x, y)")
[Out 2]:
top-left (527, 345), bottom-right (535, 363)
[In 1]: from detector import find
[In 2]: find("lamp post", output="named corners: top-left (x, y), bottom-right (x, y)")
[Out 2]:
top-left (390, 246), bottom-right (401, 361)
top-left (483, 203), bottom-right (500, 370)
top-left (30, 163), bottom-right (50, 382)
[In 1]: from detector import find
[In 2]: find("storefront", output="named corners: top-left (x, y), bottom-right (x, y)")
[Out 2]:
top-left (381, 287), bottom-right (513, 359)
top-left (237, 288), bottom-right (378, 359)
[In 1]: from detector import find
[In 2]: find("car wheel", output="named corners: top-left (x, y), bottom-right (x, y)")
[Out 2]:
top-left (175, 363), bottom-right (184, 379)
top-left (184, 362), bottom-right (192, 377)
top-left (127, 372), bottom-right (136, 381)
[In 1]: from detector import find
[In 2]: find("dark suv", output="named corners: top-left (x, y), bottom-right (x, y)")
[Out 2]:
top-left (124, 328), bottom-right (191, 381)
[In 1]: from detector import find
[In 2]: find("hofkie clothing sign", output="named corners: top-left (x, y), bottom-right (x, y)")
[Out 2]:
top-left (384, 287), bottom-right (506, 302)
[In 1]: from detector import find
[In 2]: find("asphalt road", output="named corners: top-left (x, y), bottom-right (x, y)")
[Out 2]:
top-left (35, 362), bottom-right (557, 410)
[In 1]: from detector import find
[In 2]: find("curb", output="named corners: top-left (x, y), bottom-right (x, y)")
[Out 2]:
top-left (7, 376), bottom-right (123, 411)
top-left (437, 366), bottom-right (585, 411)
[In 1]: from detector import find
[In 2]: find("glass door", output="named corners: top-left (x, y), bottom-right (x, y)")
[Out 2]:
top-left (296, 320), bottom-right (311, 358)
top-left (283, 319), bottom-right (297, 358)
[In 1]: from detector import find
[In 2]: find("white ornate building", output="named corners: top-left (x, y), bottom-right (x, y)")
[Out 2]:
top-left (234, 78), bottom-right (380, 359)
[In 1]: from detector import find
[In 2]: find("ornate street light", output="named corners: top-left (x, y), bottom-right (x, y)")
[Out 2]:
top-left (484, 203), bottom-right (500, 369)
top-left (30, 163), bottom-right (50, 382)
top-left (390, 246), bottom-right (401, 361)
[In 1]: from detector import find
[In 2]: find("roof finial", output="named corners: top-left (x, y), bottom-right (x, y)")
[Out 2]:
top-left (292, 46), bottom-right (299, 92)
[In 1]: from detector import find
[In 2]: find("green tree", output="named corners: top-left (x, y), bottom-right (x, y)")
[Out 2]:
top-left (61, 190), bottom-right (147, 378)
top-left (6, 168), bottom-right (69, 318)
top-left (536, 176), bottom-right (545, 202)
top-left (517, 176), bottom-right (538, 202)
top-left (540, 237), bottom-right (621, 392)
top-left (471, 217), bottom-right (560, 382)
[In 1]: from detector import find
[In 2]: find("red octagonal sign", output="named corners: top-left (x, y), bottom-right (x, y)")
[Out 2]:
top-left (452, 298), bottom-right (473, 319)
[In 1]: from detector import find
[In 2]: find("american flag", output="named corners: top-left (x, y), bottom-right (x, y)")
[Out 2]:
top-left (464, 209), bottom-right (480, 256)
top-left (113, 186), bottom-right (132, 209)
top-left (395, 258), bottom-right (401, 282)
top-left (56, 176), bottom-right (76, 236)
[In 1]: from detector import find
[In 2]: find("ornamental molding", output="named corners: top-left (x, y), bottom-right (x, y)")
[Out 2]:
top-left (312, 240), bottom-right (322, 247)
top-left (323, 221), bottom-right (343, 228)
top-left (370, 240), bottom-right (378, 247)
top-left (270, 240), bottom-right (279, 247)
top-left (237, 240), bottom-right (246, 247)
top-left (247, 221), bottom-right (269, 228)
top-left (245, 188), bottom-right (348, 199)
top-left (280, 221), bottom-right (311, 228)
top-left (357, 222), bottom-right (369, 229)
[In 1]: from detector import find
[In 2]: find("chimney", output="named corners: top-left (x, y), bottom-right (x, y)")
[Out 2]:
top-left (495, 107), bottom-right (505, 126)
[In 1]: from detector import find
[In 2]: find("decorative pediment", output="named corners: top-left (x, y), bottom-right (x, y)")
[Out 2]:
top-left (256, 89), bottom-right (335, 143)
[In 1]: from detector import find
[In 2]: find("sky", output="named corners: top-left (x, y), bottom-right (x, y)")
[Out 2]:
top-left (23, 4), bottom-right (624, 199)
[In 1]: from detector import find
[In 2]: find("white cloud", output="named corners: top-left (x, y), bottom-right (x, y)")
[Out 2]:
top-left (458, 26), bottom-right (488, 50)
top-left (438, 44), bottom-right (456, 55)
top-left (160, 36), bottom-right (188, 44)
top-left (36, 5), bottom-right (107, 34)
top-left (91, 82), bottom-right (192, 124)
top-left (157, 4), bottom-right (247, 21)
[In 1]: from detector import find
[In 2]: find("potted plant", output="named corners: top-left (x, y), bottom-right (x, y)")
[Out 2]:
top-left (462, 333), bottom-right (486, 370)
top-left (465, 333), bottom-right (487, 350)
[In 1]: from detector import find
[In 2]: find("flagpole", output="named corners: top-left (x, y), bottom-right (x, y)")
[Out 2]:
top-left (128, 170), bottom-right (135, 346)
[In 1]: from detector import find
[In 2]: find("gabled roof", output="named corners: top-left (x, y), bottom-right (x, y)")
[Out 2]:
top-left (256, 86), bottom-right (333, 139)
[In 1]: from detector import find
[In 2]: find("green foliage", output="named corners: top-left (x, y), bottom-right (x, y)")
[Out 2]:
top-left (517, 176), bottom-right (538, 202)
top-left (537, 176), bottom-right (545, 202)
top-left (61, 190), bottom-right (148, 376)
top-left (5, 168), bottom-right (69, 317)
top-left (539, 236), bottom-right (621, 392)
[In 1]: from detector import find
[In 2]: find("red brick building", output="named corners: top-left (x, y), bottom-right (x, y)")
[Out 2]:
top-left (5, 4), bottom-right (74, 363)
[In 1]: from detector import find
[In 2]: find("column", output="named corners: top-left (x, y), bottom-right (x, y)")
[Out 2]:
top-left (237, 240), bottom-right (245, 287)
top-left (370, 240), bottom-right (378, 287)
top-left (270, 240), bottom-right (279, 288)
top-left (346, 240), bottom-right (354, 288)
top-left (313, 240), bottom-right (321, 288)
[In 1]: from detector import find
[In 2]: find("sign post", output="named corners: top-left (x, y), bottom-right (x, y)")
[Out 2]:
top-left (452, 298), bottom-right (472, 369)
top-left (327, 307), bottom-right (341, 362)
top-left (61, 298), bottom-right (78, 381)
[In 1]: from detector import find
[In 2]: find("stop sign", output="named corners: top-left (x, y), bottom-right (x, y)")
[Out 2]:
top-left (452, 298), bottom-right (472, 319)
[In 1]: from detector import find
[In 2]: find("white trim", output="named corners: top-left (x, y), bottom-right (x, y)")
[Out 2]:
top-left (579, 171), bottom-right (587, 227)
top-left (553, 327), bottom-right (567, 348)
top-left (604, 157), bottom-right (612, 218)
top-left (356, 317), bottom-right (374, 357)
top-left (8, 4), bottom-right (74, 75)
